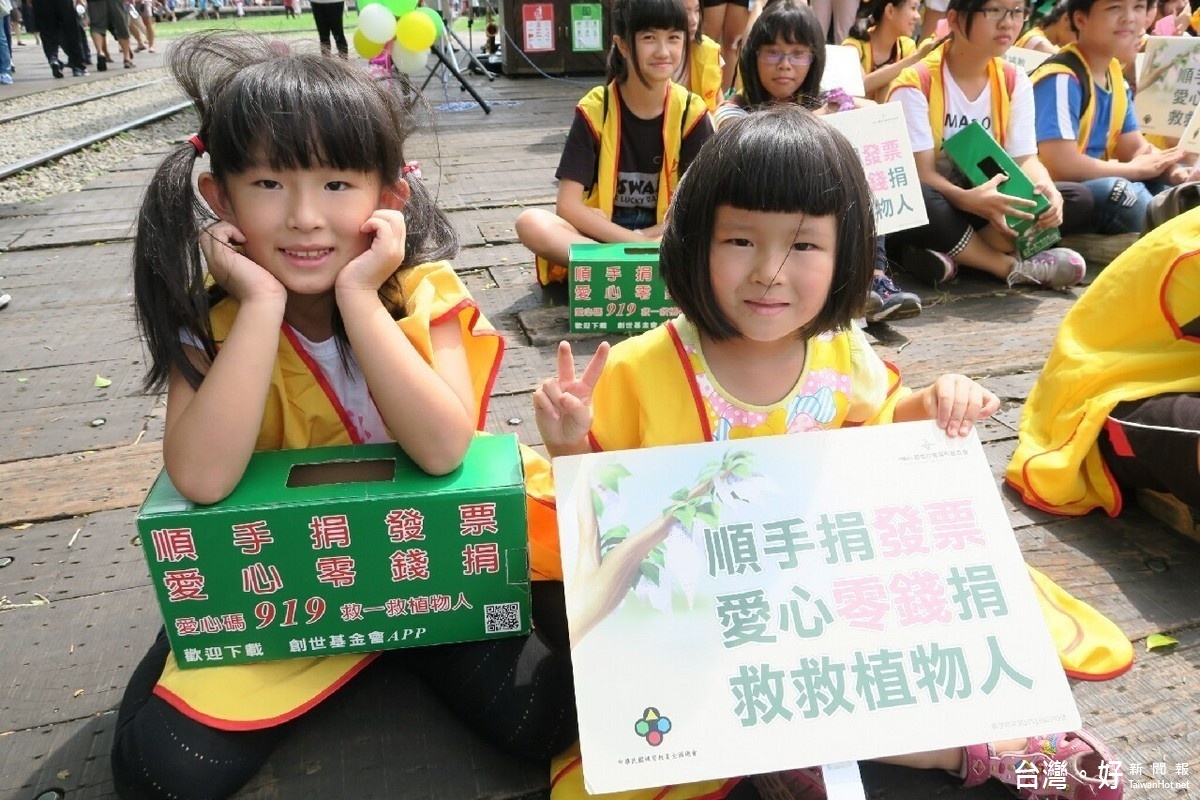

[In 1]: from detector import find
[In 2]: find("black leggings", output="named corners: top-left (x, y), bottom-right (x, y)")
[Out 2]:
top-left (887, 181), bottom-right (1095, 256)
top-left (111, 582), bottom-right (578, 800)
top-left (310, 1), bottom-right (348, 55)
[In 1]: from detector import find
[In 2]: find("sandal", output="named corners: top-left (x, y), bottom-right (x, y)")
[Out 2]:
top-left (960, 730), bottom-right (1124, 799)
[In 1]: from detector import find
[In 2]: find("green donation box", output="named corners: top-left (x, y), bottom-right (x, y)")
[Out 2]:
top-left (137, 435), bottom-right (531, 669)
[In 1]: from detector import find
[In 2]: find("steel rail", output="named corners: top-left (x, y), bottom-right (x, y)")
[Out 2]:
top-left (0, 79), bottom-right (168, 126)
top-left (0, 100), bottom-right (194, 182)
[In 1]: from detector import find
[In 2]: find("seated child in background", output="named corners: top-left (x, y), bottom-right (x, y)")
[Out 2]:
top-left (885, 0), bottom-right (1092, 290)
top-left (717, 0), bottom-right (923, 324)
top-left (844, 0), bottom-right (941, 103)
top-left (1030, 0), bottom-right (1189, 234)
top-left (1014, 0), bottom-right (1076, 52)
top-left (674, 0), bottom-right (723, 113)
top-left (515, 0), bottom-right (712, 285)
top-left (536, 106), bottom-right (1124, 800)
top-left (1008, 207), bottom-right (1200, 523)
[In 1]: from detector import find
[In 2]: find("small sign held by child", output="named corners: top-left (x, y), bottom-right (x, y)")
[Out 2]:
top-left (820, 103), bottom-right (928, 235)
top-left (553, 422), bottom-right (1080, 794)
top-left (138, 436), bottom-right (532, 670)
top-left (1001, 46), bottom-right (1051, 74)
top-left (1135, 36), bottom-right (1200, 138)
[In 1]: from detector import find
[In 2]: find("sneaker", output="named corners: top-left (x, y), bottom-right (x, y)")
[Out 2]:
top-left (50, 60), bottom-right (64, 79)
top-left (0, 74), bottom-right (11, 85)
top-left (901, 246), bottom-right (957, 286)
top-left (867, 272), bottom-right (922, 323)
top-left (72, 67), bottom-right (88, 77)
top-left (1007, 247), bottom-right (1086, 289)
top-left (959, 730), bottom-right (1123, 799)
top-left (0, 292), bottom-right (10, 310)
top-left (864, 290), bottom-right (883, 319)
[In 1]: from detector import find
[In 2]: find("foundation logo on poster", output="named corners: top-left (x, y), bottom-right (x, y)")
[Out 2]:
top-left (633, 707), bottom-right (672, 746)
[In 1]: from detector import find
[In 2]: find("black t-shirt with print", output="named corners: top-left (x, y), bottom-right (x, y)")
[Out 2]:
top-left (555, 93), bottom-right (713, 215)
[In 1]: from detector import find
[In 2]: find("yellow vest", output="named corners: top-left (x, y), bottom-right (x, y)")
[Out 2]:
top-left (154, 263), bottom-right (559, 729)
top-left (538, 80), bottom-right (707, 285)
top-left (588, 320), bottom-right (907, 452)
top-left (887, 46), bottom-right (1018, 154)
top-left (1007, 208), bottom-right (1200, 516)
top-left (1014, 26), bottom-right (1046, 49)
top-left (843, 31), bottom-right (916, 74)
top-left (690, 35), bottom-right (723, 114)
top-left (1030, 43), bottom-right (1126, 161)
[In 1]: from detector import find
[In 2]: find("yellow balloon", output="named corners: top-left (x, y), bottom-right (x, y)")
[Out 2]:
top-left (395, 12), bottom-right (437, 53)
top-left (354, 29), bottom-right (386, 59)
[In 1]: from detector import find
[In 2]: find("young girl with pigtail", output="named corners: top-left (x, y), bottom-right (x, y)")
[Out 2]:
top-left (844, 0), bottom-right (942, 102)
top-left (115, 31), bottom-right (575, 799)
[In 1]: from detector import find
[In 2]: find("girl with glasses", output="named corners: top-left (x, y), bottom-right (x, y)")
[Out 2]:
top-left (885, 0), bottom-right (1093, 290)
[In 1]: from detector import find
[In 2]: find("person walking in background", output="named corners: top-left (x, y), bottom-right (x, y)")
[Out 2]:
top-left (310, 0), bottom-right (347, 57)
top-left (0, 0), bottom-right (15, 85)
top-left (30, 0), bottom-right (88, 76)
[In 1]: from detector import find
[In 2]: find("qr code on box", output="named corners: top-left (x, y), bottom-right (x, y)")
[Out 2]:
top-left (484, 602), bottom-right (522, 634)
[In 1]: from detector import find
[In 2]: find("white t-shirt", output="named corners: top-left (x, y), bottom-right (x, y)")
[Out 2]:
top-left (892, 65), bottom-right (1037, 177)
top-left (182, 326), bottom-right (390, 444)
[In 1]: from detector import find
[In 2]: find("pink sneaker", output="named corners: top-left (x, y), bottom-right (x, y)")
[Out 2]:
top-left (960, 730), bottom-right (1124, 799)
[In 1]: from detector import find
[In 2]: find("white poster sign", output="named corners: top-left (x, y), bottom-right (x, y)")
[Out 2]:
top-left (1135, 36), bottom-right (1200, 137)
top-left (822, 103), bottom-right (929, 235)
top-left (554, 422), bottom-right (1079, 795)
top-left (821, 45), bottom-right (867, 98)
top-left (1001, 46), bottom-right (1051, 73)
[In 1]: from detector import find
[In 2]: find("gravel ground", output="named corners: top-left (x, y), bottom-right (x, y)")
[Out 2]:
top-left (0, 109), bottom-right (196, 206)
top-left (0, 96), bottom-right (197, 206)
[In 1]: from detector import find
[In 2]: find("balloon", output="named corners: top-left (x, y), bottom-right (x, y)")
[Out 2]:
top-left (391, 42), bottom-right (430, 76)
top-left (381, 0), bottom-right (418, 16)
top-left (357, 0), bottom-right (382, 8)
top-left (395, 11), bottom-right (436, 52)
top-left (358, 4), bottom-right (401, 44)
top-left (414, 5), bottom-right (444, 36)
top-left (353, 28), bottom-right (386, 58)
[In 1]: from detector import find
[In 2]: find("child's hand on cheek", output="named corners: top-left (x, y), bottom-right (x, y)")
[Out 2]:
top-left (201, 221), bottom-right (285, 305)
top-left (922, 373), bottom-right (1000, 438)
top-left (336, 209), bottom-right (407, 293)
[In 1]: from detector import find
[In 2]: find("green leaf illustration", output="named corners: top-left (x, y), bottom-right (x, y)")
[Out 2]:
top-left (596, 463), bottom-right (633, 492)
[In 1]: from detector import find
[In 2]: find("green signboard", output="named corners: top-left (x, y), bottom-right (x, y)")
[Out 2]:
top-left (568, 242), bottom-right (680, 334)
top-left (137, 435), bottom-right (531, 669)
top-left (571, 3), bottom-right (604, 52)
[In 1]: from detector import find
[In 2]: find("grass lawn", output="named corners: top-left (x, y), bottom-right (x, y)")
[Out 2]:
top-left (150, 9), bottom-right (479, 39)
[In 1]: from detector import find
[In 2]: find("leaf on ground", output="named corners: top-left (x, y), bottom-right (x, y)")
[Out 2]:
top-left (72, 689), bottom-right (84, 698)
top-left (1146, 633), bottom-right (1178, 652)
top-left (56, 769), bottom-right (71, 780)
top-left (16, 377), bottom-right (29, 383)
top-left (11, 523), bottom-right (32, 530)
top-left (93, 374), bottom-right (112, 388)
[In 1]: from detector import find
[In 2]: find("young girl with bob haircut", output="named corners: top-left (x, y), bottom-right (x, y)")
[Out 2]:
top-left (717, 0), bottom-right (923, 325)
top-left (516, 0), bottom-right (713, 285)
top-left (536, 107), bottom-right (1123, 800)
top-left (885, 0), bottom-right (1092, 290)
top-left (844, 0), bottom-right (941, 102)
top-left (115, 31), bottom-right (576, 799)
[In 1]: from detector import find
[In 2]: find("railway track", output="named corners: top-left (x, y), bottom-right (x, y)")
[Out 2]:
top-left (0, 75), bottom-right (193, 181)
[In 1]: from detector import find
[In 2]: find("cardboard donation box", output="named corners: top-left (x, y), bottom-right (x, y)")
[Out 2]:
top-left (137, 435), bottom-right (531, 670)
top-left (568, 243), bottom-right (680, 334)
top-left (942, 122), bottom-right (1058, 259)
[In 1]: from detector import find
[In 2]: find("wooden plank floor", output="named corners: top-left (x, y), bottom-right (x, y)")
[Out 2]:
top-left (2, 63), bottom-right (1199, 800)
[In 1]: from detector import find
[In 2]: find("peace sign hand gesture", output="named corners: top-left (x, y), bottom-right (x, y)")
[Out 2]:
top-left (533, 340), bottom-right (610, 457)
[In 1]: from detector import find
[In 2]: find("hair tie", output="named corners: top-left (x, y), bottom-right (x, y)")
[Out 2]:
top-left (402, 161), bottom-right (423, 181)
top-left (188, 134), bottom-right (206, 156)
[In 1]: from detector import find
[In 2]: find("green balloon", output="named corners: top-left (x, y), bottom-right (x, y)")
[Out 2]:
top-left (358, 0), bottom-right (382, 8)
top-left (381, 0), bottom-right (416, 16)
top-left (415, 5), bottom-right (445, 36)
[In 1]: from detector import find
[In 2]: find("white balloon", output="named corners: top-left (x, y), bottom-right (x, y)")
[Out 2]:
top-left (391, 43), bottom-right (430, 76)
top-left (358, 5), bottom-right (400, 45)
